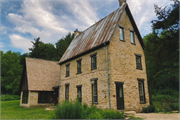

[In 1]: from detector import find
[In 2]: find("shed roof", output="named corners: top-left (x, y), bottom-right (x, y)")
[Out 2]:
top-left (25, 57), bottom-right (59, 91)
top-left (59, 3), bottom-right (127, 64)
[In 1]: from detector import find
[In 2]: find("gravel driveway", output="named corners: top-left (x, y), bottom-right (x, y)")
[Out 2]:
top-left (135, 113), bottom-right (180, 120)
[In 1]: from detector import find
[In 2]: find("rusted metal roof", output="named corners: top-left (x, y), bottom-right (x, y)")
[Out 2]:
top-left (59, 3), bottom-right (127, 64)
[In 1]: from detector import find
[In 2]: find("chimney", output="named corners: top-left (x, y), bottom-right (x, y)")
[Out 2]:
top-left (118, 0), bottom-right (126, 7)
top-left (74, 29), bottom-right (80, 37)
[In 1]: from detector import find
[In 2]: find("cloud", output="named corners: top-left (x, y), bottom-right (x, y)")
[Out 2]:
top-left (9, 34), bottom-right (32, 52)
top-left (127, 0), bottom-right (173, 37)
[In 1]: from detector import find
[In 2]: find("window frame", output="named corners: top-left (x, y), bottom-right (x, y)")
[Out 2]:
top-left (38, 91), bottom-right (54, 103)
top-left (137, 79), bottom-right (146, 104)
top-left (65, 84), bottom-right (69, 101)
top-left (90, 53), bottom-right (97, 70)
top-left (130, 30), bottom-right (135, 44)
top-left (76, 85), bottom-right (82, 103)
top-left (22, 90), bottom-right (28, 104)
top-left (76, 59), bottom-right (82, 74)
top-left (91, 78), bottom-right (98, 104)
top-left (119, 26), bottom-right (125, 41)
top-left (66, 63), bottom-right (70, 77)
top-left (135, 53), bottom-right (142, 70)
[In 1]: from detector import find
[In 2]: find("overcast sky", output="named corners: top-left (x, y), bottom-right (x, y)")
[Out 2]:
top-left (0, 0), bottom-right (173, 54)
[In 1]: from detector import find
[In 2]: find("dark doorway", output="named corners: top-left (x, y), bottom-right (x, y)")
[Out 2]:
top-left (77, 85), bottom-right (82, 103)
top-left (115, 82), bottom-right (124, 110)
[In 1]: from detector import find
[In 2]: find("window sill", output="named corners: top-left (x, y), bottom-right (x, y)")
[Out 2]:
top-left (136, 68), bottom-right (143, 70)
top-left (92, 102), bottom-right (98, 104)
top-left (131, 43), bottom-right (136, 45)
top-left (91, 68), bottom-right (97, 71)
top-left (77, 72), bottom-right (82, 75)
top-left (65, 76), bottom-right (70, 77)
top-left (140, 102), bottom-right (146, 104)
top-left (120, 39), bottom-right (125, 42)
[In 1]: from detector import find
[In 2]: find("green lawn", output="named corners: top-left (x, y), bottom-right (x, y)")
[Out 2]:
top-left (1, 100), bottom-right (53, 119)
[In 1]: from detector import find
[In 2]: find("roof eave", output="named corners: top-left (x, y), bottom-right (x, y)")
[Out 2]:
top-left (59, 41), bottom-right (110, 65)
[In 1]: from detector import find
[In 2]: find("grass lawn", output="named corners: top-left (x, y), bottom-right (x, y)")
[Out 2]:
top-left (1, 100), bottom-right (53, 119)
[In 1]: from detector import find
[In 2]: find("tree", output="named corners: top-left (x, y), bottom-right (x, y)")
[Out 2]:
top-left (1, 50), bottom-right (23, 95)
top-left (144, 1), bottom-right (179, 104)
top-left (29, 37), bottom-right (43, 58)
top-left (56, 32), bottom-right (74, 60)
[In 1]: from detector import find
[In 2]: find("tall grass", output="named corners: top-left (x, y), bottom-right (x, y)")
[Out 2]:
top-left (53, 100), bottom-right (125, 119)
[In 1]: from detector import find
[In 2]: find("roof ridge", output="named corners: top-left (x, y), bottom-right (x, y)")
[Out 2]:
top-left (74, 7), bottom-right (121, 40)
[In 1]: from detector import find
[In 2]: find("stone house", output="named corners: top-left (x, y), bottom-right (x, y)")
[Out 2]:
top-left (58, 1), bottom-right (149, 112)
top-left (19, 57), bottom-right (60, 107)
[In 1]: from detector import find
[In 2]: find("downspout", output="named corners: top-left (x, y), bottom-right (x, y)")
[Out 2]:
top-left (104, 43), bottom-right (111, 109)
top-left (58, 65), bottom-right (61, 103)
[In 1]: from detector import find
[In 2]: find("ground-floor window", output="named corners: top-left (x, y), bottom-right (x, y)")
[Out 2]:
top-left (138, 79), bottom-right (146, 103)
top-left (38, 91), bottom-right (54, 103)
top-left (65, 84), bottom-right (69, 101)
top-left (91, 78), bottom-right (98, 104)
top-left (22, 90), bottom-right (28, 104)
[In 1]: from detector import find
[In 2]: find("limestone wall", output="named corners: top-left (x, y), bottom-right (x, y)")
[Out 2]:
top-left (60, 47), bottom-right (109, 109)
top-left (108, 11), bottom-right (150, 112)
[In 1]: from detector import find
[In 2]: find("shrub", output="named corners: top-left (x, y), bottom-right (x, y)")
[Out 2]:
top-left (170, 103), bottom-right (179, 111)
top-left (142, 105), bottom-right (155, 113)
top-left (102, 109), bottom-right (124, 119)
top-left (54, 100), bottom-right (83, 119)
top-left (53, 100), bottom-right (125, 119)
top-left (1, 95), bottom-right (20, 101)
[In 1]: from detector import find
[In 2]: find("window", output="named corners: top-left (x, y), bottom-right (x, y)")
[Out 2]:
top-left (91, 78), bottom-right (98, 104)
top-left (130, 30), bottom-right (135, 44)
top-left (119, 26), bottom-right (124, 41)
top-left (135, 54), bottom-right (142, 70)
top-left (77, 59), bottom-right (82, 74)
top-left (65, 84), bottom-right (69, 101)
top-left (22, 90), bottom-right (28, 104)
top-left (77, 85), bottom-right (82, 103)
top-left (66, 64), bottom-right (70, 77)
top-left (90, 53), bottom-right (97, 70)
top-left (138, 79), bottom-right (146, 103)
top-left (38, 91), bottom-right (53, 103)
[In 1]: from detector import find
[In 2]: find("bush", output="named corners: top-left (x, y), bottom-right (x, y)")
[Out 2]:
top-left (152, 94), bottom-right (178, 101)
top-left (53, 100), bottom-right (125, 119)
top-left (1, 95), bottom-right (20, 101)
top-left (54, 100), bottom-right (82, 119)
top-left (102, 109), bottom-right (124, 119)
top-left (170, 103), bottom-right (179, 111)
top-left (142, 105), bottom-right (155, 113)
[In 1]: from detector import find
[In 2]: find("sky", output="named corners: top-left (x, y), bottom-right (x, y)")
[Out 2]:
top-left (0, 0), bottom-right (174, 54)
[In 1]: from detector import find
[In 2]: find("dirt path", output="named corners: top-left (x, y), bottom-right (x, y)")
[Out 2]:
top-left (135, 113), bottom-right (180, 120)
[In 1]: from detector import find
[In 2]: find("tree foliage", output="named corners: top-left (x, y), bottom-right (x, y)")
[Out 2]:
top-left (56, 32), bottom-right (74, 59)
top-left (1, 50), bottom-right (23, 95)
top-left (144, 1), bottom-right (179, 104)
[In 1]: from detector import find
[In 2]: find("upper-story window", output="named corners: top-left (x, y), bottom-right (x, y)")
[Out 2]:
top-left (119, 26), bottom-right (124, 41)
top-left (66, 64), bottom-right (70, 77)
top-left (135, 53), bottom-right (142, 70)
top-left (77, 59), bottom-right (82, 74)
top-left (130, 30), bottom-right (135, 44)
top-left (90, 53), bottom-right (97, 70)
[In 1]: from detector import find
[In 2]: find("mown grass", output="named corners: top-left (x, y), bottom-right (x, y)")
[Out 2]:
top-left (1, 100), bottom-right (53, 119)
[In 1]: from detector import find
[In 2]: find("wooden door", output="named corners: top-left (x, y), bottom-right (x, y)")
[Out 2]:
top-left (116, 84), bottom-right (124, 110)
